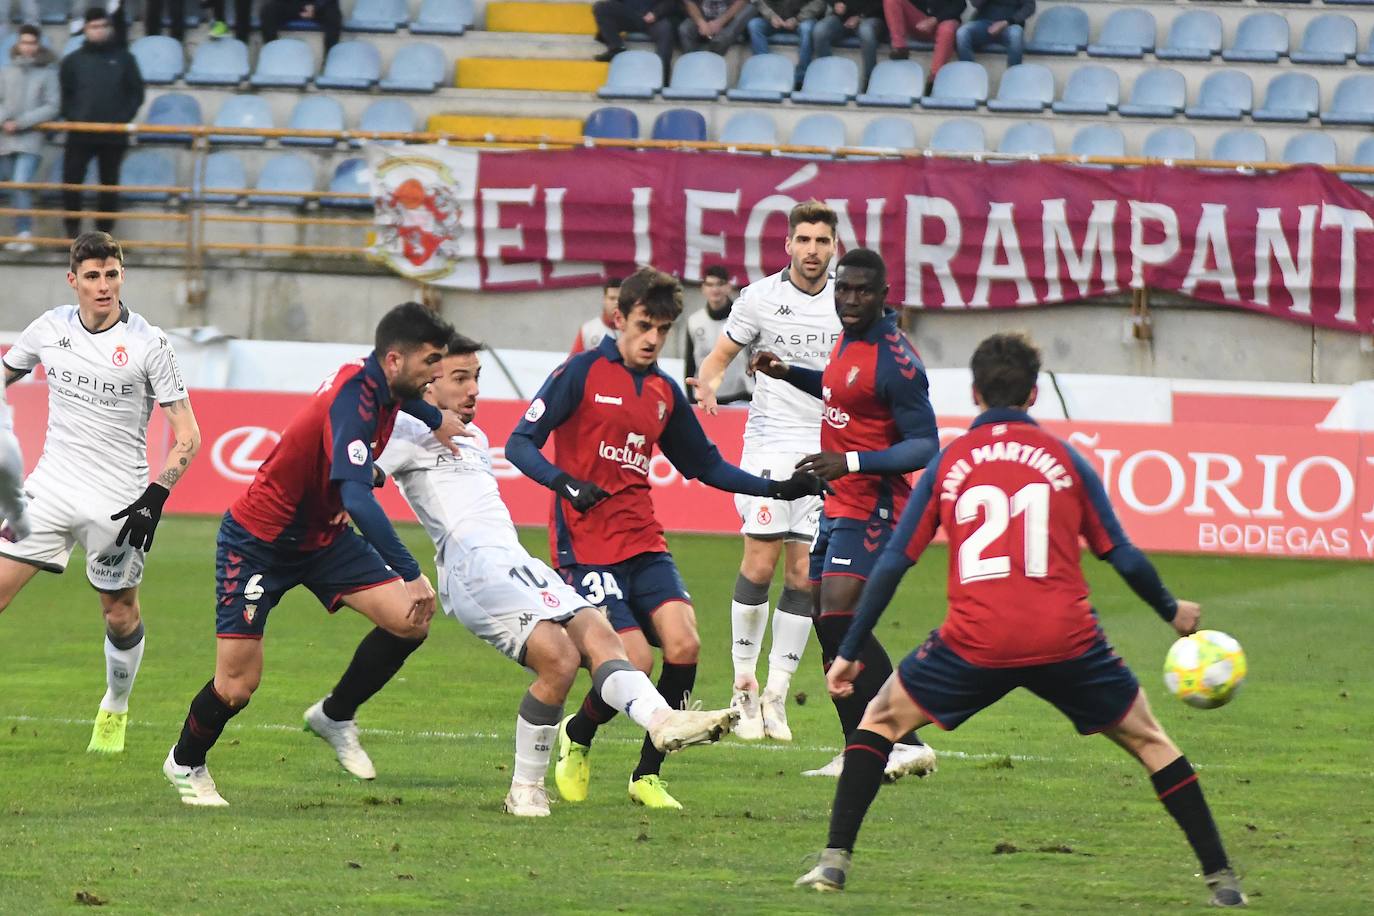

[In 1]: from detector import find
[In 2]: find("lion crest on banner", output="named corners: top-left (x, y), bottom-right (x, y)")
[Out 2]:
top-left (371, 154), bottom-right (466, 280)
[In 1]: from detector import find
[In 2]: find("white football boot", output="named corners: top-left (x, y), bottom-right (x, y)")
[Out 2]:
top-left (163, 747), bottom-right (229, 807)
top-left (304, 699), bottom-right (377, 779)
top-left (730, 685), bottom-right (765, 740)
top-left (884, 742), bottom-right (937, 782)
top-left (760, 689), bottom-right (792, 741)
top-left (503, 781), bottom-right (552, 817)
top-left (801, 752), bottom-right (845, 777)
top-left (648, 707), bottom-right (739, 752)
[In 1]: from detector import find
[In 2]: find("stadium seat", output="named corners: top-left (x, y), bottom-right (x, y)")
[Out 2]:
top-left (1339, 136), bottom-right (1374, 184)
top-left (118, 149), bottom-right (176, 202)
top-left (344, 0), bottom-right (407, 31)
top-left (1356, 27), bottom-right (1374, 66)
top-left (250, 38), bottom-right (314, 88)
top-left (1070, 124), bottom-right (1125, 160)
top-left (651, 108), bottom-right (707, 142)
top-left (1253, 72), bottom-right (1320, 122)
top-left (321, 158), bottom-right (373, 210)
top-left (597, 50), bottom-right (664, 99)
top-left (142, 93), bottom-right (202, 144)
top-left (1291, 14), bottom-right (1357, 65)
top-left (997, 121), bottom-right (1055, 156)
top-left (793, 57), bottom-right (860, 105)
top-left (856, 59), bottom-right (924, 107)
top-left (1118, 68), bottom-right (1186, 118)
top-left (193, 151), bottom-right (249, 204)
top-left (1222, 13), bottom-right (1288, 64)
top-left (920, 61), bottom-right (988, 110)
top-left (410, 0), bottom-right (473, 34)
top-left (1184, 71), bottom-right (1252, 121)
top-left (1281, 131), bottom-right (1337, 165)
top-left (316, 40), bottom-right (382, 89)
top-left (859, 116), bottom-right (917, 150)
top-left (353, 98), bottom-right (417, 145)
top-left (987, 63), bottom-right (1054, 112)
top-left (1320, 74), bottom-right (1374, 125)
top-left (1025, 5), bottom-right (1089, 56)
top-left (185, 37), bottom-right (250, 86)
top-left (210, 94), bottom-right (274, 145)
top-left (248, 153), bottom-right (315, 207)
top-left (726, 53), bottom-right (793, 102)
top-left (283, 96), bottom-right (346, 147)
top-left (719, 111), bottom-right (778, 145)
top-left (380, 43), bottom-right (446, 92)
top-left (1142, 126), bottom-right (1197, 160)
top-left (583, 106), bottom-right (638, 139)
top-left (927, 118), bottom-right (985, 153)
top-left (41, 153), bottom-right (97, 202)
top-left (130, 35), bottom-right (184, 84)
top-left (662, 51), bottom-right (727, 100)
top-left (1086, 8), bottom-right (1156, 59)
top-left (39, 0), bottom-right (68, 24)
top-left (1052, 65), bottom-right (1119, 114)
top-left (1156, 10), bottom-right (1221, 61)
top-left (1211, 129), bottom-right (1269, 165)
top-left (789, 113), bottom-right (846, 152)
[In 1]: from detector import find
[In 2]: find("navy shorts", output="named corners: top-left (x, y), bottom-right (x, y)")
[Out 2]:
top-left (559, 551), bottom-right (691, 646)
top-left (808, 513), bottom-right (894, 583)
top-left (897, 629), bottom-right (1142, 735)
top-left (215, 512), bottom-right (402, 638)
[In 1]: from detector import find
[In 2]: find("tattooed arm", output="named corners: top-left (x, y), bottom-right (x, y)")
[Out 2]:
top-left (155, 397), bottom-right (201, 490)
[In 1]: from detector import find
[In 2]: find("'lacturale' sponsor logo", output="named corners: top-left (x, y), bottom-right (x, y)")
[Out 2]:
top-left (599, 432), bottom-right (650, 475)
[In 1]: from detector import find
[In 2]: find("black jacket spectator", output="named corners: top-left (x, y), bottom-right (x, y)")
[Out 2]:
top-left (967, 0), bottom-right (1032, 25)
top-left (261, 0), bottom-right (344, 52)
top-left (593, 0), bottom-right (681, 82)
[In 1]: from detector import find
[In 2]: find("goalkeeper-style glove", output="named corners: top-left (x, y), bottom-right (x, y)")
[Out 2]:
top-left (552, 473), bottom-right (611, 513)
top-left (111, 483), bottom-right (170, 552)
top-left (769, 472), bottom-right (833, 501)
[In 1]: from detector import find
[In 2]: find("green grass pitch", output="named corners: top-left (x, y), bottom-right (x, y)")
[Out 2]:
top-left (0, 517), bottom-right (1369, 913)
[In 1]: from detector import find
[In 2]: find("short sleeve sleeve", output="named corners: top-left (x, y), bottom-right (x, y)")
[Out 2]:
top-left (721, 284), bottom-right (760, 348)
top-left (144, 331), bottom-right (188, 405)
top-left (3, 315), bottom-right (47, 375)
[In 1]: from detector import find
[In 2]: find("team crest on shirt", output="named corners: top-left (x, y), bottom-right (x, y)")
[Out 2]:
top-left (243, 604), bottom-right (257, 624)
top-left (657, 400), bottom-right (667, 421)
top-left (112, 345), bottom-right (128, 367)
top-left (846, 366), bottom-right (860, 387)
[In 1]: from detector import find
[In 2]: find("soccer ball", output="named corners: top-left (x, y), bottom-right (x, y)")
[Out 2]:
top-left (1163, 630), bottom-right (1247, 709)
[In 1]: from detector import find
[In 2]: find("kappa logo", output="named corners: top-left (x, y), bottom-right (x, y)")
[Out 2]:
top-left (774, 304), bottom-right (794, 317)
top-left (56, 337), bottom-right (71, 349)
top-left (211, 426), bottom-right (282, 484)
top-left (594, 394), bottom-right (623, 405)
top-left (518, 612), bottom-right (535, 629)
top-left (112, 345), bottom-right (128, 367)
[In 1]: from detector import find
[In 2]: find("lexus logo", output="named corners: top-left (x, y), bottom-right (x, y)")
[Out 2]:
top-left (212, 426), bottom-right (282, 484)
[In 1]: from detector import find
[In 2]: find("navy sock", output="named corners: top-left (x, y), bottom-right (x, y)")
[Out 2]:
top-left (565, 689), bottom-right (618, 747)
top-left (1151, 756), bottom-right (1229, 875)
top-left (174, 679), bottom-right (243, 767)
top-left (632, 662), bottom-right (696, 780)
top-left (322, 626), bottom-right (424, 722)
top-left (827, 728), bottom-right (893, 852)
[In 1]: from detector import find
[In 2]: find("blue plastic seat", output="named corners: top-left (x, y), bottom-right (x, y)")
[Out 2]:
top-left (1026, 6), bottom-right (1089, 56)
top-left (1222, 12), bottom-right (1288, 63)
top-left (1339, 136), bottom-right (1374, 184)
top-left (410, 0), bottom-right (473, 34)
top-left (651, 108), bottom-right (707, 141)
top-left (1156, 10), bottom-right (1221, 61)
top-left (250, 38), bottom-right (314, 88)
top-left (856, 59), bottom-right (924, 107)
top-left (210, 94), bottom-right (274, 145)
top-left (1052, 65), bottom-right (1119, 114)
top-left (1356, 27), bottom-right (1374, 66)
top-left (793, 56), bottom-right (859, 105)
top-left (118, 149), bottom-right (176, 202)
top-left (344, 0), bottom-right (407, 31)
top-left (1291, 14), bottom-right (1357, 65)
top-left (353, 98), bottom-right (416, 145)
top-left (42, 153), bottom-right (96, 202)
top-left (859, 116), bottom-right (917, 150)
top-left (39, 0), bottom-right (68, 24)
top-left (316, 40), bottom-right (381, 89)
top-left (997, 121), bottom-right (1055, 156)
top-left (662, 51), bottom-right (727, 100)
top-left (142, 92), bottom-right (202, 144)
top-left (789, 113), bottom-right (846, 152)
top-left (185, 37), bottom-right (250, 85)
top-left (1253, 72), bottom-right (1320, 122)
top-left (583, 106), bottom-right (638, 139)
top-left (1086, 8), bottom-right (1156, 59)
top-left (987, 63), bottom-right (1054, 112)
top-left (248, 153), bottom-right (315, 207)
top-left (1321, 74), bottom-right (1374, 125)
top-left (597, 49), bottom-right (663, 99)
top-left (379, 42), bottom-right (446, 92)
top-left (1142, 126), bottom-right (1197, 160)
top-left (283, 96), bottom-right (346, 147)
top-left (928, 118), bottom-right (985, 154)
top-left (1184, 71), bottom-right (1252, 120)
top-left (193, 151), bottom-right (249, 203)
top-left (725, 53), bottom-right (793, 102)
top-left (1282, 131), bottom-right (1336, 165)
top-left (131, 35), bottom-right (184, 84)
top-left (920, 61), bottom-right (988, 110)
top-left (719, 111), bottom-right (777, 145)
top-left (1118, 67), bottom-right (1185, 118)
top-left (321, 158), bottom-right (373, 210)
top-left (1211, 129), bottom-right (1268, 165)
top-left (1070, 124), bottom-right (1125, 160)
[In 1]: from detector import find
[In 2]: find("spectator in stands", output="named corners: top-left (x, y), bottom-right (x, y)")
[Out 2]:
top-left (592, 0), bottom-right (680, 83)
top-left (59, 9), bottom-right (144, 239)
top-left (262, 0), bottom-right (344, 52)
top-left (0, 0), bottom-right (39, 28)
top-left (0, 25), bottom-right (58, 253)
top-left (885, 0), bottom-right (963, 83)
top-left (680, 0), bottom-right (758, 54)
top-left (145, 0), bottom-right (187, 44)
top-left (571, 277), bottom-right (623, 354)
top-left (70, 1), bottom-right (129, 45)
top-left (684, 266), bottom-right (752, 405)
top-left (747, 0), bottom-right (826, 87)
top-left (955, 0), bottom-right (1031, 67)
top-left (812, 0), bottom-right (885, 87)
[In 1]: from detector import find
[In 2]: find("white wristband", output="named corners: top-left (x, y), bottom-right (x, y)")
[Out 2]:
top-left (845, 451), bottom-right (861, 474)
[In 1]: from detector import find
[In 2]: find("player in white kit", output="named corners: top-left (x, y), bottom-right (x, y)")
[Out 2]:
top-left (0, 233), bottom-right (201, 754)
top-left (376, 334), bottom-right (736, 817)
top-left (688, 201), bottom-right (841, 742)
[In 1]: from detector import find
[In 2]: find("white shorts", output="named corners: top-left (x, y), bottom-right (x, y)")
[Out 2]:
top-left (438, 544), bottom-right (590, 663)
top-left (0, 481), bottom-right (144, 591)
top-left (734, 450), bottom-right (822, 542)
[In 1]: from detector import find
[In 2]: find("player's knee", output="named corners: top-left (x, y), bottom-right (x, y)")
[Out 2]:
top-left (738, 556), bottom-right (774, 585)
top-left (101, 595), bottom-right (141, 635)
top-left (660, 628), bottom-right (700, 664)
top-left (384, 618), bottom-right (430, 641)
top-left (215, 674), bottom-right (258, 708)
top-left (545, 647), bottom-right (581, 692)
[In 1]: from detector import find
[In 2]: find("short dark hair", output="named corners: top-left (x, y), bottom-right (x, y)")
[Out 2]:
top-left (789, 200), bottom-right (838, 233)
top-left (69, 231), bottom-right (123, 273)
top-left (374, 302), bottom-right (454, 356)
top-left (836, 247), bottom-right (886, 287)
top-left (83, 7), bottom-right (109, 22)
top-left (970, 333), bottom-right (1042, 409)
top-left (446, 333), bottom-right (483, 356)
top-left (602, 277), bottom-right (623, 292)
top-left (618, 266), bottom-right (683, 322)
top-left (703, 265), bottom-right (730, 283)
top-left (18, 23), bottom-right (41, 38)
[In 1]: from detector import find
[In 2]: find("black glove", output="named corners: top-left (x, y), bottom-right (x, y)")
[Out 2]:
top-left (111, 483), bottom-right (170, 552)
top-left (770, 471), bottom-right (833, 501)
top-left (372, 465), bottom-right (387, 488)
top-left (552, 473), bottom-right (611, 513)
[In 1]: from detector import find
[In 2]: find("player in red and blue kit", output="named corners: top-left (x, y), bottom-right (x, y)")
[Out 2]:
top-left (796, 333), bottom-right (1246, 908)
top-left (164, 303), bottom-right (466, 808)
top-left (507, 266), bottom-right (828, 810)
top-left (751, 248), bottom-right (940, 780)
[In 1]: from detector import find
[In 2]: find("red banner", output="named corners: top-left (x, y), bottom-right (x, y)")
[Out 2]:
top-left (371, 145), bottom-right (1374, 333)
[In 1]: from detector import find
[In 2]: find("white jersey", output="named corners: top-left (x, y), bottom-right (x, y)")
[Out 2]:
top-left (723, 268), bottom-right (841, 454)
top-left (574, 316), bottom-right (617, 354)
top-left (3, 304), bottom-right (187, 500)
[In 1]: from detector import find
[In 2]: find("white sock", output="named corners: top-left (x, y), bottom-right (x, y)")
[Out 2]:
top-left (764, 610), bottom-right (812, 698)
top-left (731, 600), bottom-right (769, 682)
top-left (597, 667), bottom-right (669, 730)
top-left (101, 624), bottom-right (145, 714)
top-left (513, 715), bottom-right (557, 784)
